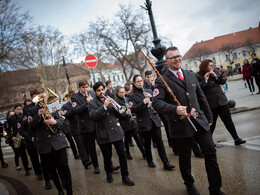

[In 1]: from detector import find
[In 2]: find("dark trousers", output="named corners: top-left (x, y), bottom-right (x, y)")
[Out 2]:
top-left (39, 154), bottom-right (51, 182)
top-left (140, 123), bottom-right (168, 164)
top-left (65, 133), bottom-right (78, 157)
top-left (26, 144), bottom-right (42, 175)
top-left (72, 134), bottom-right (89, 166)
top-left (40, 148), bottom-right (72, 195)
top-left (124, 127), bottom-right (145, 156)
top-left (158, 113), bottom-right (171, 146)
top-left (0, 142), bottom-right (6, 166)
top-left (245, 77), bottom-right (255, 92)
top-left (10, 141), bottom-right (29, 170)
top-left (175, 127), bottom-right (222, 192)
top-left (210, 104), bottom-right (239, 140)
top-left (99, 140), bottom-right (128, 178)
top-left (81, 132), bottom-right (99, 168)
top-left (254, 75), bottom-right (260, 92)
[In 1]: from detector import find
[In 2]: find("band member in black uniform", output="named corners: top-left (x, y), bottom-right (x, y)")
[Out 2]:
top-left (105, 80), bottom-right (115, 98)
top-left (88, 82), bottom-right (135, 186)
top-left (21, 97), bottom-right (43, 180)
top-left (128, 75), bottom-right (175, 170)
top-left (197, 59), bottom-right (246, 146)
top-left (29, 94), bottom-right (72, 195)
top-left (62, 90), bottom-right (91, 169)
top-left (71, 79), bottom-right (99, 174)
top-left (143, 70), bottom-right (154, 90)
top-left (115, 86), bottom-right (146, 160)
top-left (6, 103), bottom-right (30, 176)
top-left (153, 46), bottom-right (224, 195)
top-left (0, 125), bottom-right (8, 168)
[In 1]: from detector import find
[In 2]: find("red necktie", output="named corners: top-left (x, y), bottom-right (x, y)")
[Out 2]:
top-left (101, 98), bottom-right (104, 102)
top-left (177, 71), bottom-right (184, 82)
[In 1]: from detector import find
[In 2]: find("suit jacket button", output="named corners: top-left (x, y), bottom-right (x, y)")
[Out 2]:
top-left (107, 113), bottom-right (109, 115)
top-left (111, 127), bottom-right (114, 130)
top-left (109, 121), bottom-right (112, 123)
top-left (186, 93), bottom-right (189, 95)
top-left (48, 135), bottom-right (51, 138)
top-left (174, 120), bottom-right (177, 122)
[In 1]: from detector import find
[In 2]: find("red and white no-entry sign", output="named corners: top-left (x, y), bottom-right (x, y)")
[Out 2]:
top-left (85, 54), bottom-right (97, 68)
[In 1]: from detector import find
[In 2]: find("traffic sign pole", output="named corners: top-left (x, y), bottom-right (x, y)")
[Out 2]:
top-left (91, 68), bottom-right (96, 84)
top-left (85, 54), bottom-right (98, 85)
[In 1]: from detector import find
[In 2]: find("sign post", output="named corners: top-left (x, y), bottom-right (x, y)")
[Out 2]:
top-left (85, 54), bottom-right (97, 84)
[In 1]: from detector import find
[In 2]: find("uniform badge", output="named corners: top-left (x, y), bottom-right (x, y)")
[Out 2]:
top-left (128, 102), bottom-right (133, 108)
top-left (63, 110), bottom-right (67, 114)
top-left (28, 116), bottom-right (33, 123)
top-left (17, 123), bottom-right (21, 129)
top-left (23, 116), bottom-right (27, 121)
top-left (72, 102), bottom-right (77, 107)
top-left (153, 88), bottom-right (159, 97)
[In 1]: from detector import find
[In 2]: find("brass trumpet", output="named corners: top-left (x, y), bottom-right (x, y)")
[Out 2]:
top-left (101, 94), bottom-right (126, 114)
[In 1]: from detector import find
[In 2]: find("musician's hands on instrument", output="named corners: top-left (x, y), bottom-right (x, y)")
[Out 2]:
top-left (204, 72), bottom-right (211, 81)
top-left (12, 137), bottom-right (18, 142)
top-left (177, 106), bottom-right (188, 116)
top-left (208, 123), bottom-right (212, 126)
top-left (86, 95), bottom-right (93, 103)
top-left (143, 97), bottom-right (150, 105)
top-left (209, 70), bottom-right (217, 78)
top-left (38, 108), bottom-right (45, 116)
top-left (126, 109), bottom-right (131, 115)
top-left (44, 118), bottom-right (57, 125)
top-left (104, 97), bottom-right (112, 108)
top-left (145, 93), bottom-right (152, 98)
top-left (32, 137), bottom-right (34, 142)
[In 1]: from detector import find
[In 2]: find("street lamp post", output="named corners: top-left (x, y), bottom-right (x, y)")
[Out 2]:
top-left (143, 0), bottom-right (167, 72)
top-left (62, 56), bottom-right (71, 86)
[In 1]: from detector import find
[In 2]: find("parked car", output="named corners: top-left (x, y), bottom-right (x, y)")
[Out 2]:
top-left (0, 112), bottom-right (7, 134)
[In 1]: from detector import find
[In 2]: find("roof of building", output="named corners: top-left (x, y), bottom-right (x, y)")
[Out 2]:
top-left (183, 26), bottom-right (260, 60)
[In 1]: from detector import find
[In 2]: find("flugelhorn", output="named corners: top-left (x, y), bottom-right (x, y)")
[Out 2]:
top-left (101, 94), bottom-right (126, 114)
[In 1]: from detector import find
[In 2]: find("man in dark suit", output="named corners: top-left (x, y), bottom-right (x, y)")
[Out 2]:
top-left (153, 46), bottom-right (224, 195)
top-left (71, 79), bottom-right (99, 174)
top-left (105, 80), bottom-right (115, 98)
top-left (29, 95), bottom-right (72, 195)
top-left (88, 82), bottom-right (135, 186)
top-left (143, 70), bottom-right (154, 91)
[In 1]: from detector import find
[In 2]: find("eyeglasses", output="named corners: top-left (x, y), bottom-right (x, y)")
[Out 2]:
top-left (166, 55), bottom-right (182, 60)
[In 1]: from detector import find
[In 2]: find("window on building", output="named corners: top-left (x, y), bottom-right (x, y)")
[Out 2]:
top-left (212, 57), bottom-right (216, 64)
top-left (113, 75), bottom-right (116, 81)
top-left (98, 77), bottom-right (101, 81)
top-left (233, 52), bottom-right (237, 59)
top-left (117, 75), bottom-right (120, 81)
top-left (108, 75), bottom-right (111, 81)
top-left (3, 94), bottom-right (9, 103)
top-left (21, 91), bottom-right (26, 100)
top-left (121, 74), bottom-right (124, 81)
top-left (225, 54), bottom-right (229, 62)
top-left (194, 61), bottom-right (198, 69)
top-left (242, 50), bottom-right (246, 57)
top-left (13, 93), bottom-right (18, 102)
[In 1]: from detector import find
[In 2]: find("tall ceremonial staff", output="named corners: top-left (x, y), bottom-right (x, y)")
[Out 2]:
top-left (135, 41), bottom-right (198, 132)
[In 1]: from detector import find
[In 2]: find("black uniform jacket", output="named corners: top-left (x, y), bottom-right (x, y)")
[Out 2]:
top-left (88, 97), bottom-right (124, 145)
top-left (71, 91), bottom-right (95, 133)
top-left (21, 103), bottom-right (36, 150)
top-left (128, 88), bottom-right (161, 132)
top-left (196, 69), bottom-right (228, 109)
top-left (115, 97), bottom-right (137, 132)
top-left (143, 80), bottom-right (154, 91)
top-left (153, 69), bottom-right (212, 139)
top-left (105, 89), bottom-right (115, 99)
top-left (62, 101), bottom-right (80, 136)
top-left (28, 103), bottom-right (68, 154)
top-left (6, 113), bottom-right (23, 142)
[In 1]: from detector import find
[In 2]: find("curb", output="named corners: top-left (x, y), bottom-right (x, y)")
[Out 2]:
top-left (230, 106), bottom-right (260, 114)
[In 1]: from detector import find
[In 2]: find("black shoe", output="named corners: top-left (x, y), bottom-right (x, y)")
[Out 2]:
top-left (112, 165), bottom-right (120, 172)
top-left (164, 162), bottom-right (175, 171)
top-left (45, 180), bottom-right (52, 190)
top-left (153, 142), bottom-right (157, 148)
top-left (2, 163), bottom-right (8, 168)
top-left (94, 167), bottom-right (100, 174)
top-left (106, 173), bottom-right (113, 183)
top-left (28, 165), bottom-right (32, 170)
top-left (58, 190), bottom-right (64, 195)
top-left (122, 176), bottom-right (135, 186)
top-left (186, 184), bottom-right (200, 195)
top-left (142, 153), bottom-right (146, 160)
top-left (235, 138), bottom-right (246, 145)
top-left (127, 154), bottom-right (133, 160)
top-left (84, 160), bottom-right (92, 169)
top-left (148, 161), bottom-right (156, 168)
top-left (25, 170), bottom-right (30, 176)
top-left (74, 154), bottom-right (80, 159)
top-left (38, 174), bottom-right (43, 180)
top-left (194, 152), bottom-right (204, 158)
top-left (210, 190), bottom-right (226, 195)
top-left (129, 140), bottom-right (134, 147)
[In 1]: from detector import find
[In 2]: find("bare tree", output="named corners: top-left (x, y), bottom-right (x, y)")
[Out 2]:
top-left (220, 43), bottom-right (239, 65)
top-left (0, 0), bottom-right (31, 71)
top-left (245, 38), bottom-right (257, 55)
top-left (22, 25), bottom-right (69, 92)
top-left (189, 46), bottom-right (212, 62)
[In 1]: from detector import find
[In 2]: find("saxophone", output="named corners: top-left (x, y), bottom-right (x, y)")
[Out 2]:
top-left (13, 132), bottom-right (23, 149)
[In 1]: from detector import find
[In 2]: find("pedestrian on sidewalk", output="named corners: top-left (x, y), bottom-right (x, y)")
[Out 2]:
top-left (251, 53), bottom-right (260, 94)
top-left (197, 59), bottom-right (246, 146)
top-left (242, 59), bottom-right (255, 95)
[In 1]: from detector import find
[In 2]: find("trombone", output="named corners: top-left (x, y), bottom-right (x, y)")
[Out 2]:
top-left (101, 94), bottom-right (126, 114)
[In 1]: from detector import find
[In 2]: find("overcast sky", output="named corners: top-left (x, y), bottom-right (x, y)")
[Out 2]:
top-left (15, 0), bottom-right (260, 62)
